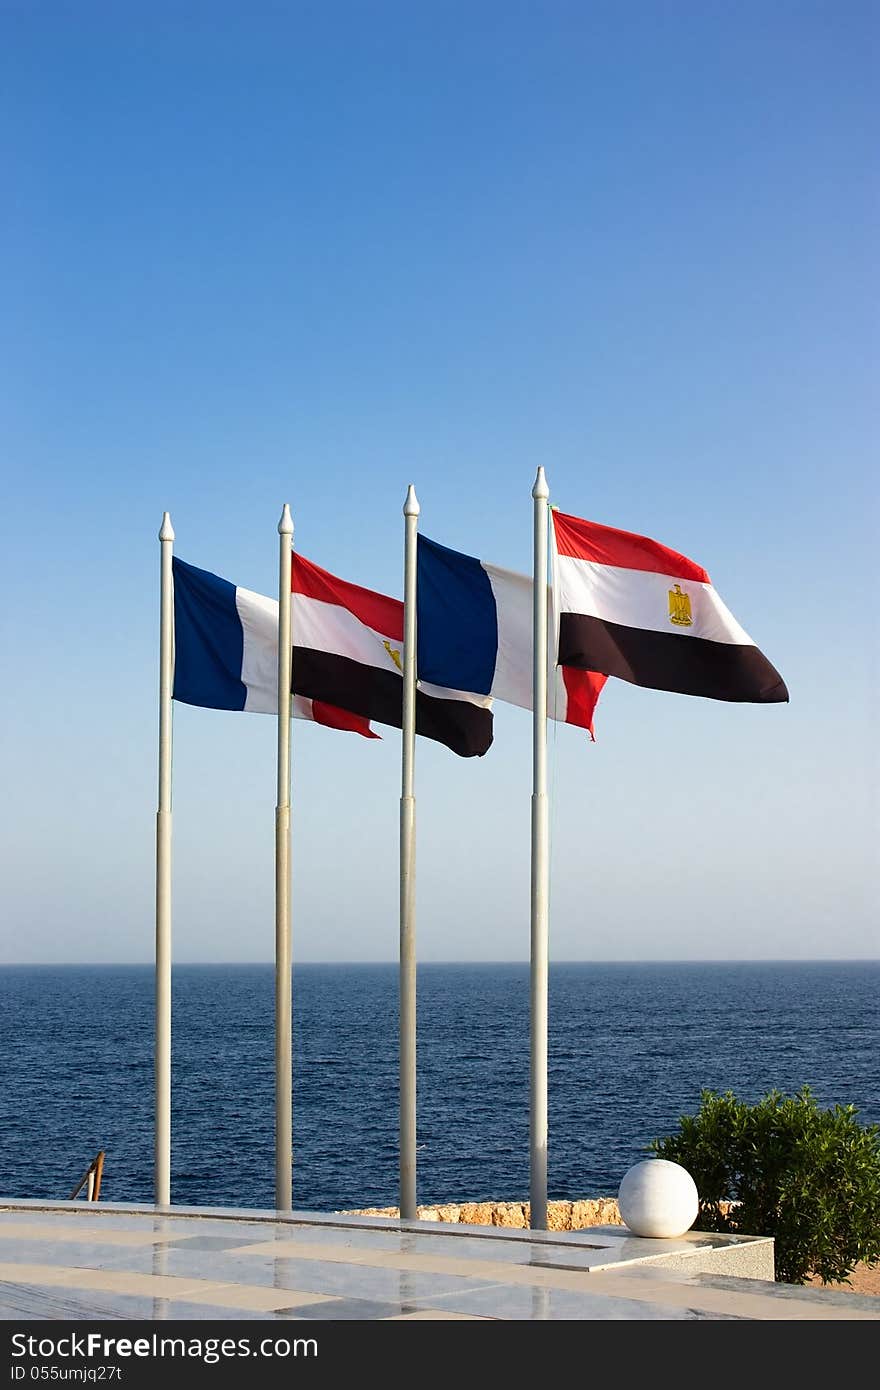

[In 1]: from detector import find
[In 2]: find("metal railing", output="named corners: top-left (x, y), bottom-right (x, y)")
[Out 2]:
top-left (68, 1151), bottom-right (105, 1202)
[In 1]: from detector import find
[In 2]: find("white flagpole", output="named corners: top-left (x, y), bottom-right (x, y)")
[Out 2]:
top-left (275, 503), bottom-right (294, 1211)
top-left (400, 483), bottom-right (420, 1220)
top-left (530, 467), bottom-right (550, 1230)
top-left (155, 511), bottom-right (175, 1207)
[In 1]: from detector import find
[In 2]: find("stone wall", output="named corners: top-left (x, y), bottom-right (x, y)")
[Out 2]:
top-left (345, 1197), bottom-right (626, 1230)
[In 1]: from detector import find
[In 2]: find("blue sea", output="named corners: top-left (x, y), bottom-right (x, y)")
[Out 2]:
top-left (0, 962), bottom-right (877, 1212)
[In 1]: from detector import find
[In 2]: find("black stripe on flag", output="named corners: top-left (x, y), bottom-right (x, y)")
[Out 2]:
top-left (558, 613), bottom-right (789, 704)
top-left (292, 648), bottom-right (494, 757)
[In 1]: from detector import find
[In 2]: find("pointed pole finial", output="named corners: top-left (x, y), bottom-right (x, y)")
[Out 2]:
top-left (159, 511), bottom-right (175, 542)
top-left (532, 467), bottom-right (549, 501)
top-left (403, 484), bottom-right (420, 517)
top-left (278, 503), bottom-right (293, 537)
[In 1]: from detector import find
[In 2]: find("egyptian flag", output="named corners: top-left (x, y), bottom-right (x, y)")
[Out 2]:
top-left (551, 511), bottom-right (789, 704)
top-left (291, 553), bottom-right (493, 757)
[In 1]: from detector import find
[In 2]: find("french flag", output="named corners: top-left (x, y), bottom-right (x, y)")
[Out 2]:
top-left (172, 554), bottom-right (494, 756)
top-left (417, 535), bottom-right (606, 737)
top-left (551, 510), bottom-right (789, 704)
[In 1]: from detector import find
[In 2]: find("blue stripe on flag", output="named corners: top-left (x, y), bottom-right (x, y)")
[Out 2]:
top-left (417, 535), bottom-right (498, 695)
top-left (172, 557), bottom-right (247, 711)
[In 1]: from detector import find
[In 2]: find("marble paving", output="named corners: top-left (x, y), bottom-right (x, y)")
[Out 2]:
top-left (1, 1201), bottom-right (878, 1321)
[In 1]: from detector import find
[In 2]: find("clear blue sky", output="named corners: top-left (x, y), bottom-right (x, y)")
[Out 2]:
top-left (2, 1), bottom-right (876, 962)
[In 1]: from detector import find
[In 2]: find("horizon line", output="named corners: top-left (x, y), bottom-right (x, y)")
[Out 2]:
top-left (1, 957), bottom-right (877, 968)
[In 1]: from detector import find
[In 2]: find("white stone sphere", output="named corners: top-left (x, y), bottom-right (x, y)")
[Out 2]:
top-left (617, 1159), bottom-right (699, 1238)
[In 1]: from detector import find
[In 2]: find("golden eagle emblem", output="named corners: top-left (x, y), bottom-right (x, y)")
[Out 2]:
top-left (668, 583), bottom-right (694, 627)
top-left (383, 640), bottom-right (403, 672)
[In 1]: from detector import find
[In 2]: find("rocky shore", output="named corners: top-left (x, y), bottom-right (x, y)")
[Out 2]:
top-left (347, 1197), bottom-right (624, 1230)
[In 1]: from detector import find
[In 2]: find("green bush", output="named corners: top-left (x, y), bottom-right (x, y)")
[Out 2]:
top-left (650, 1086), bottom-right (880, 1285)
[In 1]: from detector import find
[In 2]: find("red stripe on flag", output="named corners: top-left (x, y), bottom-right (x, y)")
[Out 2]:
top-left (553, 511), bottom-right (710, 584)
top-left (562, 666), bottom-right (607, 741)
top-left (311, 700), bottom-right (381, 739)
top-left (292, 554), bottom-right (404, 641)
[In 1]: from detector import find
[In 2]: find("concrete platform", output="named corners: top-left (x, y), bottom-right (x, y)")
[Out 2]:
top-left (0, 1200), bottom-right (877, 1321)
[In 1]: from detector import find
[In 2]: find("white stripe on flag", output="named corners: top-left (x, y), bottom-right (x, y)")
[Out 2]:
top-left (237, 585), bottom-right (280, 713)
top-left (482, 563), bottom-right (576, 723)
top-left (418, 680), bottom-right (493, 708)
top-left (294, 594), bottom-right (401, 672)
top-left (484, 563), bottom-right (533, 710)
top-left (555, 555), bottom-right (753, 646)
